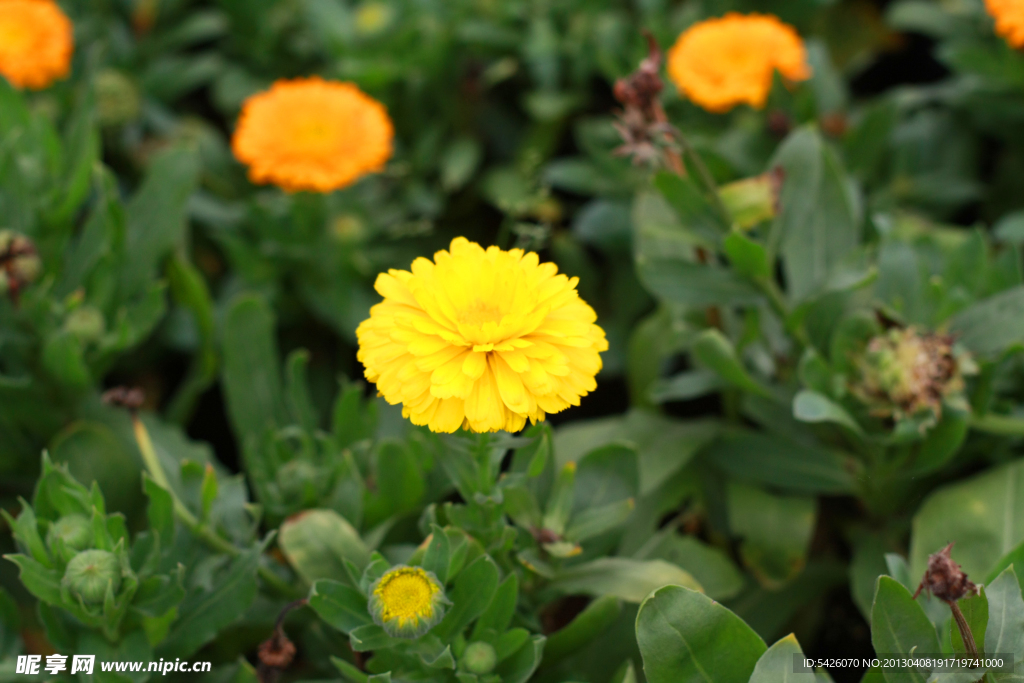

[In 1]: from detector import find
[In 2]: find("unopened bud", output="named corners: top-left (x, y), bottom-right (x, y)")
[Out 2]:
top-left (64, 306), bottom-right (105, 342)
top-left (47, 514), bottom-right (93, 562)
top-left (64, 549), bottom-right (121, 604)
top-left (461, 641), bottom-right (497, 674)
top-left (95, 70), bottom-right (141, 126)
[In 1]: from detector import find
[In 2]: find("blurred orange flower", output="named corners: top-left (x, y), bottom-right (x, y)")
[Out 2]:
top-left (666, 13), bottom-right (811, 113)
top-left (232, 77), bottom-right (394, 193)
top-left (0, 0), bottom-right (73, 90)
top-left (985, 0), bottom-right (1024, 48)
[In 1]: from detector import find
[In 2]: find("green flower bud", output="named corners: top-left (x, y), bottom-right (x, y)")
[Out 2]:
top-left (277, 459), bottom-right (321, 501)
top-left (64, 306), bottom-right (106, 342)
top-left (64, 550), bottom-right (121, 605)
top-left (850, 327), bottom-right (973, 424)
top-left (95, 70), bottom-right (141, 126)
top-left (47, 514), bottom-right (93, 560)
top-left (461, 642), bottom-right (497, 674)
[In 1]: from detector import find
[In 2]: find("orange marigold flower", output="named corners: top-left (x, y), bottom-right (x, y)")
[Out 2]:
top-left (356, 238), bottom-right (608, 434)
top-left (0, 0), bottom-right (74, 90)
top-left (232, 77), bottom-right (394, 193)
top-left (666, 13), bottom-right (811, 113)
top-left (985, 0), bottom-right (1024, 48)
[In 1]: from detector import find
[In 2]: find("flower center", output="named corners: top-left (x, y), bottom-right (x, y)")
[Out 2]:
top-left (457, 300), bottom-right (504, 327)
top-left (376, 569), bottom-right (435, 621)
top-left (287, 116), bottom-right (338, 152)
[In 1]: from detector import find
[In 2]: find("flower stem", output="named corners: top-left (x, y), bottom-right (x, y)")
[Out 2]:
top-left (131, 415), bottom-right (301, 598)
top-left (947, 600), bottom-right (979, 659)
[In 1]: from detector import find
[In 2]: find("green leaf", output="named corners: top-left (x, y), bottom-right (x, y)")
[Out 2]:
top-left (691, 329), bottom-right (770, 397)
top-left (549, 558), bottom-right (702, 603)
top-left (221, 294), bottom-right (289, 442)
top-left (309, 579), bottom-right (372, 634)
top-left (565, 499), bottom-right (635, 542)
top-left (41, 332), bottom-right (90, 388)
top-left (121, 146), bottom-right (200, 294)
top-left (950, 590), bottom-right (987, 656)
top-left (543, 595), bottom-right (621, 665)
top-left (950, 286), bottom-right (1024, 357)
top-left (2, 555), bottom-right (61, 605)
top-left (986, 541), bottom-right (1024, 592)
top-left (870, 577), bottom-right (940, 683)
top-left (143, 475), bottom-right (174, 542)
top-left (728, 482), bottom-right (816, 589)
top-left (724, 231), bottom-right (772, 281)
top-left (279, 509), bottom-right (371, 584)
top-left (910, 460), bottom-right (1024, 582)
top-left (441, 137), bottom-right (482, 191)
top-left (771, 126), bottom-right (861, 302)
top-left (165, 254), bottom-right (218, 424)
top-left (472, 573), bottom-right (518, 639)
top-left (284, 349), bottom-right (318, 432)
top-left (636, 585), bottom-right (766, 683)
top-left (493, 635), bottom-right (545, 683)
top-left (157, 543), bottom-right (262, 657)
top-left (749, 634), bottom-right (816, 683)
top-left (422, 524), bottom-right (452, 585)
top-left (701, 431), bottom-right (856, 494)
top-left (653, 171), bottom-right (727, 243)
top-left (637, 258), bottom-right (763, 308)
top-left (433, 556), bottom-right (500, 642)
top-left (637, 533), bottom-right (744, 601)
top-left (911, 407), bottom-right (969, 475)
top-left (985, 568), bottom-right (1024, 670)
top-left (793, 390), bottom-right (863, 434)
top-left (542, 462), bottom-right (576, 536)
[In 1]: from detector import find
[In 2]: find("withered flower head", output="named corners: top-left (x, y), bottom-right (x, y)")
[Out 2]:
top-left (258, 633), bottom-right (297, 669)
top-left (611, 32), bottom-right (681, 170)
top-left (913, 543), bottom-right (979, 603)
top-left (850, 327), bottom-right (973, 425)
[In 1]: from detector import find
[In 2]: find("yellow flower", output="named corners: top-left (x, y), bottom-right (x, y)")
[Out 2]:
top-left (231, 77), bottom-right (394, 193)
top-left (666, 13), bottom-right (811, 113)
top-left (356, 238), bottom-right (608, 434)
top-left (985, 0), bottom-right (1024, 48)
top-left (0, 0), bottom-right (74, 90)
top-left (369, 566), bottom-right (448, 638)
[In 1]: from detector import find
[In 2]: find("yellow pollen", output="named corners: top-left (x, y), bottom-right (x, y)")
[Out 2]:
top-left (374, 568), bottom-right (437, 622)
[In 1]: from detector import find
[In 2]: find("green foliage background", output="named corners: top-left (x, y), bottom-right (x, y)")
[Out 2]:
top-left (3, 0), bottom-right (1024, 682)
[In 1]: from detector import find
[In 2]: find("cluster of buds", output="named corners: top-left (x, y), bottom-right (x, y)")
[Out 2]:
top-left (0, 230), bottom-right (41, 302)
top-left (2, 456), bottom-right (183, 642)
top-left (850, 327), bottom-right (974, 426)
top-left (611, 33), bottom-right (683, 172)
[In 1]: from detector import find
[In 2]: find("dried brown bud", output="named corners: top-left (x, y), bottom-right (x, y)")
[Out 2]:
top-left (101, 387), bottom-right (146, 411)
top-left (913, 543), bottom-right (979, 603)
top-left (767, 110), bottom-right (792, 138)
top-left (0, 231), bottom-right (41, 302)
top-left (820, 112), bottom-right (848, 138)
top-left (611, 31), bottom-right (684, 173)
top-left (258, 634), bottom-right (297, 669)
